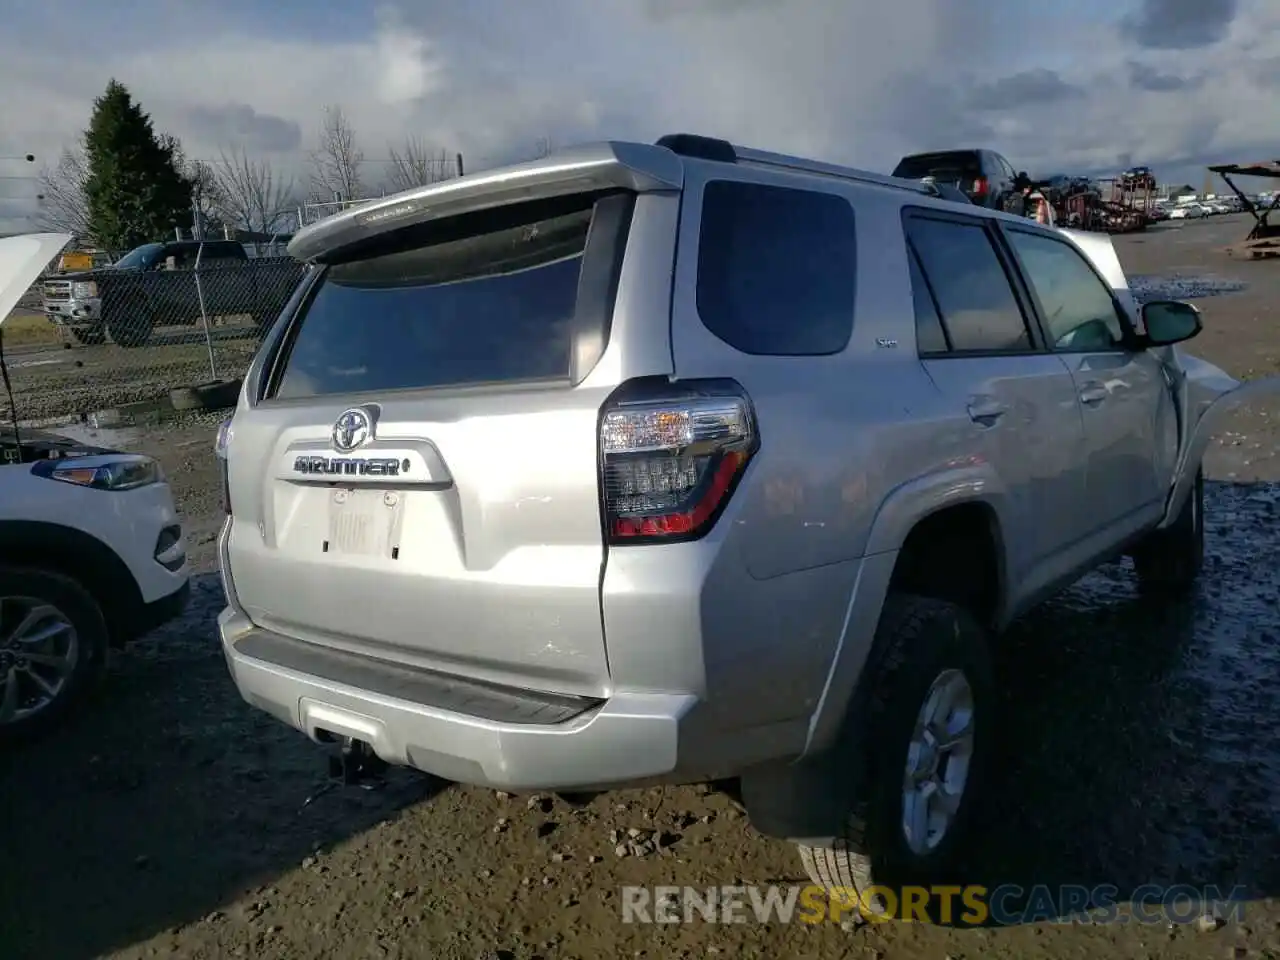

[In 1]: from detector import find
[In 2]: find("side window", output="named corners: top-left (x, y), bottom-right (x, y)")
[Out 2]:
top-left (907, 244), bottom-right (949, 354)
top-left (906, 216), bottom-right (1033, 353)
top-left (1004, 229), bottom-right (1125, 352)
top-left (696, 180), bottom-right (856, 355)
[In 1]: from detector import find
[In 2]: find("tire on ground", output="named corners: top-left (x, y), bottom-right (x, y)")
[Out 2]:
top-left (105, 297), bottom-right (154, 348)
top-left (0, 566), bottom-right (110, 743)
top-left (69, 325), bottom-right (105, 346)
top-left (169, 378), bottom-right (242, 412)
top-left (1132, 468), bottom-right (1204, 597)
top-left (796, 593), bottom-right (995, 921)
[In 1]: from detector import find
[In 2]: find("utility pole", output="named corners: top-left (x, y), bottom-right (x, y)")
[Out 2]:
top-left (455, 153), bottom-right (465, 178)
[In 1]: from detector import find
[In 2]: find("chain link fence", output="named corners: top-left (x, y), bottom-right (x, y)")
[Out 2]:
top-left (6, 250), bottom-right (306, 424)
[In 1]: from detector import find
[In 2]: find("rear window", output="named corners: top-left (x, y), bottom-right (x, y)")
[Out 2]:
top-left (695, 180), bottom-right (856, 356)
top-left (892, 153), bottom-right (982, 183)
top-left (272, 199), bottom-right (610, 399)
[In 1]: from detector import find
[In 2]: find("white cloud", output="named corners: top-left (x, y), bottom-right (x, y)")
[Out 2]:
top-left (3, 0), bottom-right (1279, 230)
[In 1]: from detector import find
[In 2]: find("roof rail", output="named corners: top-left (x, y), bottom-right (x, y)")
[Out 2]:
top-left (654, 133), bottom-right (937, 198)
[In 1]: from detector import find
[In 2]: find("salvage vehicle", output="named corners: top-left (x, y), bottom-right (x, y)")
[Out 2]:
top-left (213, 134), bottom-right (1279, 914)
top-left (892, 148), bottom-right (1019, 211)
top-left (0, 233), bottom-right (190, 739)
top-left (41, 239), bottom-right (305, 348)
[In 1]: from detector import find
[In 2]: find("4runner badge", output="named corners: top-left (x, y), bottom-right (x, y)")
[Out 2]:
top-left (293, 455), bottom-right (406, 477)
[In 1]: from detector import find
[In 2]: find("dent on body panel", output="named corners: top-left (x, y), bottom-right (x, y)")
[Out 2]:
top-left (731, 363), bottom-right (956, 580)
top-left (699, 548), bottom-right (862, 730)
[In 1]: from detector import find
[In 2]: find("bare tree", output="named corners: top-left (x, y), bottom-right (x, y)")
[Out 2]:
top-left (385, 136), bottom-right (454, 192)
top-left (186, 159), bottom-right (225, 235)
top-left (164, 136), bottom-right (225, 238)
top-left (532, 136), bottom-right (555, 159)
top-left (211, 147), bottom-right (297, 235)
top-left (309, 105), bottom-right (364, 201)
top-left (34, 143), bottom-right (91, 240)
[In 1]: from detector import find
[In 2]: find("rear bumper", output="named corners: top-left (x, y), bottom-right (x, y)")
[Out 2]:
top-left (218, 606), bottom-right (700, 790)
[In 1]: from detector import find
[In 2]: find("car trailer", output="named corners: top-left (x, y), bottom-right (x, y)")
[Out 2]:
top-left (1207, 161), bottom-right (1280, 258)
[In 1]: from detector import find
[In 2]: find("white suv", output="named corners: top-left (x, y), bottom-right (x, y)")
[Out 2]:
top-left (0, 233), bottom-right (190, 738)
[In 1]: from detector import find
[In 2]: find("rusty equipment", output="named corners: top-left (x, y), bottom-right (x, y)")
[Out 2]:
top-left (1207, 162), bottom-right (1280, 258)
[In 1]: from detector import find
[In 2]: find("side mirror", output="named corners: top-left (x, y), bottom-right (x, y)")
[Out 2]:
top-left (1141, 300), bottom-right (1202, 347)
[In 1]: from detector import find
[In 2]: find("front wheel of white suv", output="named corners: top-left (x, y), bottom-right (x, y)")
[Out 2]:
top-left (0, 567), bottom-right (109, 742)
top-left (796, 594), bottom-right (995, 921)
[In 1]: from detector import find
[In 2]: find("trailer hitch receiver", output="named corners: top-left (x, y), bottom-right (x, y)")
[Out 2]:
top-left (328, 736), bottom-right (389, 787)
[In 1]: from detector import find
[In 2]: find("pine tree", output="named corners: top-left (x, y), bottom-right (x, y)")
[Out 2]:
top-left (83, 79), bottom-right (192, 251)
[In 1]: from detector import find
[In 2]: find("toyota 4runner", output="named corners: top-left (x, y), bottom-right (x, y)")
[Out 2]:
top-left (215, 134), bottom-right (1276, 907)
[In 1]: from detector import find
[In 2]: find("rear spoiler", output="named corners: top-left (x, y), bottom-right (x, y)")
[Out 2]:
top-left (288, 141), bottom-right (684, 263)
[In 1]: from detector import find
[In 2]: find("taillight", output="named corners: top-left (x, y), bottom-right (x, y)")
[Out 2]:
top-left (214, 417), bottom-right (233, 515)
top-left (972, 177), bottom-right (989, 197)
top-left (600, 381), bottom-right (758, 544)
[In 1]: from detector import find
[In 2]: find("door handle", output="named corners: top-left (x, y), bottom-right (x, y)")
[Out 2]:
top-left (967, 400), bottom-right (1007, 426)
top-left (1079, 384), bottom-right (1108, 405)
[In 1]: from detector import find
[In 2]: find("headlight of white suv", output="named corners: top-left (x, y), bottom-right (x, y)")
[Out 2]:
top-left (32, 454), bottom-right (164, 491)
top-left (71, 281), bottom-right (98, 298)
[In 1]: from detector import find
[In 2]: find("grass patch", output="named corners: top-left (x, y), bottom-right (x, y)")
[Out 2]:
top-left (1, 310), bottom-right (63, 348)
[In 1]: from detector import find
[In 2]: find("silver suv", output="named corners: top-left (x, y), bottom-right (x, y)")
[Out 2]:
top-left (216, 133), bottom-right (1270, 906)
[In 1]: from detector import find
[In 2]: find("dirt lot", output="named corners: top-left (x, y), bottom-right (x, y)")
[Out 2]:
top-left (3, 214), bottom-right (1280, 960)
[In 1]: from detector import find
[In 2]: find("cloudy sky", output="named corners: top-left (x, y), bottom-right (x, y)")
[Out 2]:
top-left (1, 0), bottom-right (1277, 231)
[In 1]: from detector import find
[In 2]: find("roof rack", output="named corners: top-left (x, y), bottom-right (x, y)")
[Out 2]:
top-left (654, 133), bottom-right (939, 198)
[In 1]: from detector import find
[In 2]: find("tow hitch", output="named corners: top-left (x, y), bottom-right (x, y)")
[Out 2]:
top-left (327, 736), bottom-right (388, 788)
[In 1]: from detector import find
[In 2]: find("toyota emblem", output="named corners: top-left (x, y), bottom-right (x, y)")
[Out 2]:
top-left (331, 408), bottom-right (372, 453)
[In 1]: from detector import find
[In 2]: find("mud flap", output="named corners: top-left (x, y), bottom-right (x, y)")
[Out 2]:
top-left (1162, 373), bottom-right (1280, 527)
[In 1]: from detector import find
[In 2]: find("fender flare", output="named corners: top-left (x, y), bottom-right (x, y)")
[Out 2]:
top-left (864, 462), bottom-right (1012, 557)
top-left (741, 464), bottom-right (1011, 844)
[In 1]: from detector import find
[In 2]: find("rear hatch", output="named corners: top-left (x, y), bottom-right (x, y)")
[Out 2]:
top-left (222, 155), bottom-right (679, 699)
top-left (892, 151), bottom-right (985, 201)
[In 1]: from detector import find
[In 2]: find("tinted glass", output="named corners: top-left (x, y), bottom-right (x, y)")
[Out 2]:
top-left (696, 180), bottom-right (856, 356)
top-left (892, 152), bottom-right (982, 183)
top-left (274, 206), bottom-right (593, 399)
top-left (114, 243), bottom-right (164, 269)
top-left (907, 217), bottom-right (1031, 352)
top-left (908, 245), bottom-right (949, 353)
top-left (1005, 229), bottom-right (1124, 351)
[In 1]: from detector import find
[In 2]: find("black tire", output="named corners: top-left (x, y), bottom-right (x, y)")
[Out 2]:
top-left (169, 378), bottom-right (242, 412)
top-left (69, 325), bottom-right (105, 346)
top-left (0, 567), bottom-right (109, 743)
top-left (105, 297), bottom-right (154, 348)
top-left (1132, 469), bottom-right (1204, 597)
top-left (797, 594), bottom-right (995, 920)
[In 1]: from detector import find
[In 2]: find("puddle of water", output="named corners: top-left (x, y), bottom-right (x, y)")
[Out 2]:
top-left (1128, 274), bottom-right (1249, 303)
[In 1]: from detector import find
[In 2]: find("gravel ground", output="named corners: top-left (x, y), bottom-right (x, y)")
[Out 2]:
top-left (4, 322), bottom-right (261, 424)
top-left (4, 214), bottom-right (1280, 960)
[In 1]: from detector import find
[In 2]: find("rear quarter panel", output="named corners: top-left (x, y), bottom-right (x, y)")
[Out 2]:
top-left (668, 165), bottom-right (978, 581)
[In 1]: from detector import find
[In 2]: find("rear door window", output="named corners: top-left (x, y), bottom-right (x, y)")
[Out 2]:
top-left (907, 244), bottom-right (949, 354)
top-left (695, 180), bottom-right (856, 356)
top-left (906, 215), bottom-right (1034, 353)
top-left (892, 153), bottom-right (982, 185)
top-left (272, 198), bottom-right (614, 400)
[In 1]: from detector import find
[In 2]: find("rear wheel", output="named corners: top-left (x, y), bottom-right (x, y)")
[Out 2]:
top-left (69, 324), bottom-right (105, 346)
top-left (1132, 469), bottom-right (1204, 597)
top-left (106, 297), bottom-right (154, 348)
top-left (796, 594), bottom-right (994, 921)
top-left (0, 567), bottom-right (109, 742)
